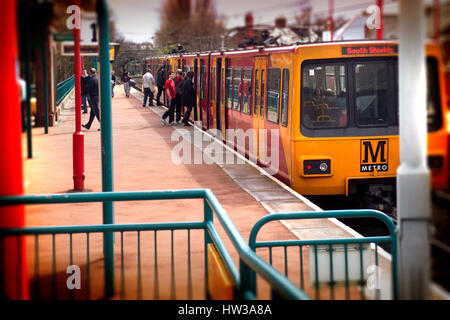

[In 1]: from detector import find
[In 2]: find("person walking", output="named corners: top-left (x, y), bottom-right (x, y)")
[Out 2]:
top-left (156, 66), bottom-right (166, 106)
top-left (82, 68), bottom-right (100, 131)
top-left (142, 68), bottom-right (156, 107)
top-left (174, 70), bottom-right (184, 123)
top-left (121, 69), bottom-right (131, 97)
top-left (81, 68), bottom-right (90, 114)
top-left (161, 71), bottom-right (176, 125)
top-left (111, 70), bottom-right (116, 98)
top-left (181, 71), bottom-right (196, 127)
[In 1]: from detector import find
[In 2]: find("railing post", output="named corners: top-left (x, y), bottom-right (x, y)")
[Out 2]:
top-left (203, 199), bottom-right (213, 299)
top-left (98, 0), bottom-right (115, 298)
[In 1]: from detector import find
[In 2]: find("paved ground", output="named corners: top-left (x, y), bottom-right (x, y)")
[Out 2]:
top-left (20, 87), bottom-right (375, 300)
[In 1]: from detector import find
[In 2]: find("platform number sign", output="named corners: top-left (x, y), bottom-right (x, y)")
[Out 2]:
top-left (360, 139), bottom-right (388, 172)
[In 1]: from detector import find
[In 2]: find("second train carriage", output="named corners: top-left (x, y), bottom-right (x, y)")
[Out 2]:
top-left (144, 41), bottom-right (449, 215)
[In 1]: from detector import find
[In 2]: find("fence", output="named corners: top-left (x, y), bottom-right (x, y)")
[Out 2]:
top-left (248, 210), bottom-right (398, 300)
top-left (56, 75), bottom-right (75, 105)
top-left (0, 189), bottom-right (310, 300)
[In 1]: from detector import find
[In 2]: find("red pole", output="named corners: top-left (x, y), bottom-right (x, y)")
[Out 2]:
top-left (73, 1), bottom-right (85, 191)
top-left (0, 0), bottom-right (29, 299)
top-left (434, 0), bottom-right (440, 42)
top-left (329, 0), bottom-right (334, 41)
top-left (377, 0), bottom-right (383, 40)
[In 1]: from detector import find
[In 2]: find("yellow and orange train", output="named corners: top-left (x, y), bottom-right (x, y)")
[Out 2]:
top-left (144, 41), bottom-right (449, 214)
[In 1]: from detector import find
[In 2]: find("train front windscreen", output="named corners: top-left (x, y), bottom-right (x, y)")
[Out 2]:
top-left (300, 57), bottom-right (443, 137)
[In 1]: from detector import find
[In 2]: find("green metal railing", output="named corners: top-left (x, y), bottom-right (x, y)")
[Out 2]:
top-left (248, 210), bottom-right (398, 300)
top-left (0, 189), bottom-right (310, 300)
top-left (56, 75), bottom-right (75, 105)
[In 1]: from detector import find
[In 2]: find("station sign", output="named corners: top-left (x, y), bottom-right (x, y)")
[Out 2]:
top-left (61, 41), bottom-right (98, 56)
top-left (53, 33), bottom-right (74, 42)
top-left (61, 11), bottom-right (99, 56)
top-left (342, 45), bottom-right (397, 56)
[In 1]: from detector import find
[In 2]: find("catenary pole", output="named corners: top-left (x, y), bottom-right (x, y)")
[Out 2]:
top-left (397, 0), bottom-right (431, 299)
top-left (73, 0), bottom-right (85, 191)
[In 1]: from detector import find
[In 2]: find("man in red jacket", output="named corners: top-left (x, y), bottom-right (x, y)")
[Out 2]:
top-left (161, 71), bottom-right (177, 125)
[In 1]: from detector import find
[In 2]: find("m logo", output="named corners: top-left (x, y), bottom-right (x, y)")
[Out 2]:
top-left (360, 139), bottom-right (388, 172)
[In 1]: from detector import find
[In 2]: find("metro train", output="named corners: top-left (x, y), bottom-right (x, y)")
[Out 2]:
top-left (144, 41), bottom-right (449, 214)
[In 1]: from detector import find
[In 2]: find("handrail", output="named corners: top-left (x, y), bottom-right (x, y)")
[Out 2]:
top-left (248, 209), bottom-right (398, 300)
top-left (0, 189), bottom-right (310, 300)
top-left (56, 74), bottom-right (75, 105)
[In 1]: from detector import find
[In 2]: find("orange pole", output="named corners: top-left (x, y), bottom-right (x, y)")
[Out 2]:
top-left (73, 0), bottom-right (85, 191)
top-left (0, 0), bottom-right (29, 299)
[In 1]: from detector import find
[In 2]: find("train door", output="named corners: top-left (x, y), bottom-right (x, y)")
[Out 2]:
top-left (253, 56), bottom-right (268, 162)
top-left (216, 58), bottom-right (222, 135)
top-left (200, 59), bottom-right (208, 130)
top-left (194, 58), bottom-right (199, 122)
top-left (209, 65), bottom-right (216, 129)
top-left (222, 59), bottom-right (229, 140)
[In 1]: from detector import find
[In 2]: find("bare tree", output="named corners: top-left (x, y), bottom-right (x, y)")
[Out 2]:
top-left (155, 0), bottom-right (225, 53)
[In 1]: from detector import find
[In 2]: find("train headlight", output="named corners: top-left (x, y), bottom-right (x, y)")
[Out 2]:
top-left (303, 159), bottom-right (331, 176)
top-left (319, 162), bottom-right (328, 172)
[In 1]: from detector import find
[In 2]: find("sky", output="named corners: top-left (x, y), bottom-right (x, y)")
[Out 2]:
top-left (108, 0), bottom-right (440, 43)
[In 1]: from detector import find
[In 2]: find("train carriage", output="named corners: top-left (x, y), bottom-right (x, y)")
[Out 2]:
top-left (145, 40), bottom-right (448, 215)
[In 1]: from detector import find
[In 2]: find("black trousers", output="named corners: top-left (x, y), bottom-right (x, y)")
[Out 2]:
top-left (85, 95), bottom-right (100, 129)
top-left (175, 94), bottom-right (182, 122)
top-left (156, 85), bottom-right (164, 105)
top-left (162, 98), bottom-right (176, 123)
top-left (143, 88), bottom-right (154, 106)
top-left (183, 105), bottom-right (193, 125)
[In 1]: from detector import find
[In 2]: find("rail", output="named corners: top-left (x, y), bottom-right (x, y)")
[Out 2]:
top-left (56, 75), bottom-right (75, 105)
top-left (248, 210), bottom-right (398, 300)
top-left (0, 189), bottom-right (310, 300)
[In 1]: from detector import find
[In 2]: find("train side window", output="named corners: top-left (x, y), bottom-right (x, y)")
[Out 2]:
top-left (267, 68), bottom-right (281, 123)
top-left (426, 57), bottom-right (442, 132)
top-left (225, 67), bottom-right (232, 109)
top-left (254, 70), bottom-right (259, 115)
top-left (354, 62), bottom-right (390, 127)
top-left (242, 68), bottom-right (252, 115)
top-left (260, 70), bottom-right (265, 117)
top-left (301, 63), bottom-right (348, 129)
top-left (281, 68), bottom-right (289, 126)
top-left (233, 68), bottom-right (242, 111)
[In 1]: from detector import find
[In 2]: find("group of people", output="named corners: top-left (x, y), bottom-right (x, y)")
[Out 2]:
top-left (140, 66), bottom-right (195, 127)
top-left (80, 68), bottom-right (100, 131)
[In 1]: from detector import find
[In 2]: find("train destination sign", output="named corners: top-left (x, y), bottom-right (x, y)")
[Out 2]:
top-left (342, 45), bottom-right (398, 56)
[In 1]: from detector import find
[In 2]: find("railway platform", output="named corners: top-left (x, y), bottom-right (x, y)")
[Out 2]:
top-left (9, 85), bottom-right (406, 300)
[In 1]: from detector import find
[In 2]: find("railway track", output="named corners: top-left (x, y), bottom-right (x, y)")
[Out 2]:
top-left (306, 192), bottom-right (450, 292)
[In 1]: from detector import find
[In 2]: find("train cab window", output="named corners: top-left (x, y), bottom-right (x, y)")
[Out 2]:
top-left (260, 70), bottom-right (265, 116)
top-left (354, 62), bottom-right (390, 127)
top-left (302, 63), bottom-right (347, 129)
top-left (225, 68), bottom-right (232, 109)
top-left (242, 68), bottom-right (252, 115)
top-left (233, 68), bottom-right (242, 111)
top-left (426, 57), bottom-right (442, 132)
top-left (281, 68), bottom-right (289, 126)
top-left (254, 70), bottom-right (259, 114)
top-left (267, 68), bottom-right (281, 123)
